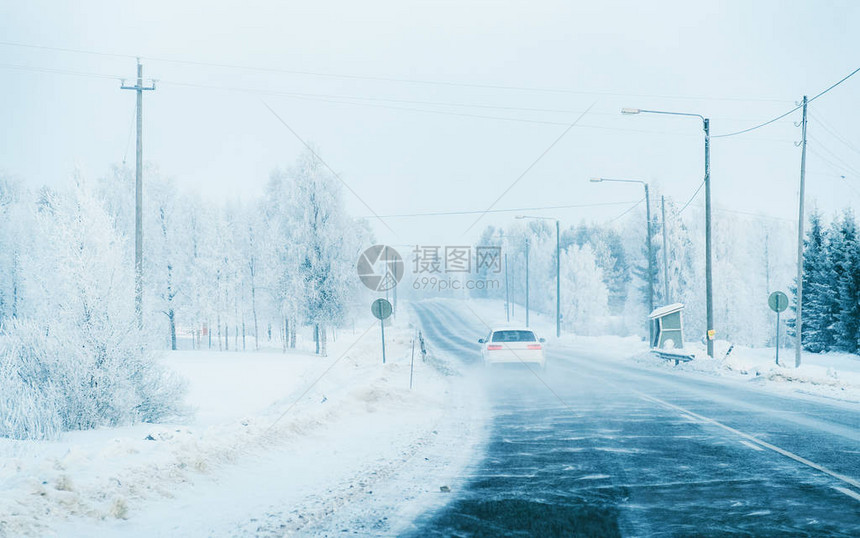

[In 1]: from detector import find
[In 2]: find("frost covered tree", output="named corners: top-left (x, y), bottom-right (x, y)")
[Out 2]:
top-left (288, 149), bottom-right (357, 356)
top-left (1, 181), bottom-right (183, 439)
top-left (559, 244), bottom-right (609, 334)
top-left (566, 224), bottom-right (630, 314)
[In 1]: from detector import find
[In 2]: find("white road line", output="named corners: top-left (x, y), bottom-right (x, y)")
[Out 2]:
top-left (739, 440), bottom-right (765, 452)
top-left (637, 392), bottom-right (860, 498)
top-left (834, 486), bottom-right (860, 502)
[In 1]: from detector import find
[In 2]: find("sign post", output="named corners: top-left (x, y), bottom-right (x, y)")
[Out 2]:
top-left (768, 291), bottom-right (789, 366)
top-left (371, 298), bottom-right (393, 364)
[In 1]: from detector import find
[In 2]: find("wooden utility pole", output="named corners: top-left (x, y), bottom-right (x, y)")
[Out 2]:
top-left (661, 195), bottom-right (670, 303)
top-left (525, 238), bottom-right (530, 327)
top-left (121, 59), bottom-right (156, 327)
top-left (795, 96), bottom-right (808, 368)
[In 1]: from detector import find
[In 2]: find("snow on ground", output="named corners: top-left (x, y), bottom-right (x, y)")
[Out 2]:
top-left (429, 297), bottom-right (860, 404)
top-left (0, 310), bottom-right (489, 537)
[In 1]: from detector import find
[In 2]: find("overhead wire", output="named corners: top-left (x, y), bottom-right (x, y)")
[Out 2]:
top-left (808, 137), bottom-right (860, 178)
top-left (364, 200), bottom-right (642, 219)
top-left (712, 66), bottom-right (860, 138)
top-left (810, 112), bottom-right (860, 157)
top-left (607, 197), bottom-right (645, 224)
top-left (0, 39), bottom-right (794, 103)
top-left (678, 180), bottom-right (706, 214)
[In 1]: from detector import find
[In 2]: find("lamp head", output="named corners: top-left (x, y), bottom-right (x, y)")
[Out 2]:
top-left (621, 107), bottom-right (641, 115)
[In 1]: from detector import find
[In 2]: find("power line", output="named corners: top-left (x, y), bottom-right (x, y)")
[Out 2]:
top-left (809, 147), bottom-right (860, 180)
top-left (462, 102), bottom-right (597, 235)
top-left (712, 66), bottom-right (860, 138)
top-left (365, 200), bottom-right (642, 219)
top-left (810, 112), bottom-right (860, 157)
top-left (0, 62), bottom-right (122, 80)
top-left (0, 62), bottom-right (780, 133)
top-left (808, 137), bottom-right (860, 178)
top-left (0, 40), bottom-right (794, 103)
top-left (262, 101), bottom-right (396, 236)
top-left (0, 62), bottom-right (801, 140)
top-left (678, 179), bottom-right (706, 213)
top-left (607, 197), bottom-right (645, 223)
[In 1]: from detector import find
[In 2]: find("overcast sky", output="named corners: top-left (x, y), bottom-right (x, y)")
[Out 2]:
top-left (1, 0), bottom-right (858, 246)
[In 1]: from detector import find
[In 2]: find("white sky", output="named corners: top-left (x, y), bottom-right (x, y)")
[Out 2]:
top-left (1, 0), bottom-right (858, 246)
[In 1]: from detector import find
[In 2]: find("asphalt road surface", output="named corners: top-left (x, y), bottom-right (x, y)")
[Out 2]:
top-left (407, 301), bottom-right (860, 537)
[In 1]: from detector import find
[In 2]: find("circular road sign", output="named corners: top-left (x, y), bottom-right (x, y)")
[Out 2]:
top-left (768, 291), bottom-right (789, 313)
top-left (357, 245), bottom-right (404, 292)
top-left (371, 298), bottom-right (393, 320)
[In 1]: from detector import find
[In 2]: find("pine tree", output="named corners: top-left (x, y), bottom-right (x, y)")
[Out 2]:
top-left (790, 210), bottom-right (835, 352)
top-left (631, 213), bottom-right (660, 314)
top-left (832, 210), bottom-right (860, 352)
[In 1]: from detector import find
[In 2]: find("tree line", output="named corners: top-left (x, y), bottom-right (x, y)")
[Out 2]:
top-left (0, 148), bottom-right (368, 439)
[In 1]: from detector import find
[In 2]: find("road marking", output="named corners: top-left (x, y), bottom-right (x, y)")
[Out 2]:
top-left (636, 393), bottom-right (860, 498)
top-left (739, 440), bottom-right (765, 452)
top-left (834, 486), bottom-right (860, 502)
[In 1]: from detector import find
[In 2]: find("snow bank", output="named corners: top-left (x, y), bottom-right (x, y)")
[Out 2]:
top-left (461, 297), bottom-right (860, 403)
top-left (661, 341), bottom-right (860, 403)
top-left (0, 314), bottom-right (488, 536)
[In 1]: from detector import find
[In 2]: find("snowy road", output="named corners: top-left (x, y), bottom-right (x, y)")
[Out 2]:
top-left (408, 301), bottom-right (860, 536)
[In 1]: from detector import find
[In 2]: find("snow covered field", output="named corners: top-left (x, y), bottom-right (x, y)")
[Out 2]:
top-left (0, 314), bottom-right (488, 537)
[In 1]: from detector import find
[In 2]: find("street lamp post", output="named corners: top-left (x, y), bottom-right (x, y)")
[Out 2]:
top-left (590, 177), bottom-right (654, 345)
top-left (516, 216), bottom-right (561, 338)
top-left (622, 108), bottom-right (714, 358)
top-left (525, 238), bottom-right (530, 327)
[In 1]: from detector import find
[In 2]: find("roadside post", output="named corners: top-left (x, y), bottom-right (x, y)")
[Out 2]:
top-left (410, 331), bottom-right (416, 389)
top-left (768, 291), bottom-right (789, 366)
top-left (371, 298), bottom-right (393, 364)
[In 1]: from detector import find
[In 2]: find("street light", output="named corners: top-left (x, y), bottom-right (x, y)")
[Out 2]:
top-left (516, 215), bottom-right (561, 338)
top-left (590, 177), bottom-right (655, 345)
top-left (623, 107), bottom-right (714, 357)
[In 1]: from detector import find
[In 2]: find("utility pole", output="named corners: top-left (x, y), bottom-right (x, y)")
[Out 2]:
top-left (121, 59), bottom-right (156, 327)
top-left (704, 118), bottom-right (714, 358)
top-left (556, 219), bottom-right (561, 338)
top-left (515, 215), bottom-right (560, 336)
top-left (661, 195), bottom-right (670, 303)
top-left (795, 96), bottom-right (808, 368)
top-left (525, 238), bottom-right (530, 327)
top-left (589, 177), bottom-right (656, 341)
top-left (504, 253), bottom-right (510, 322)
top-left (644, 183), bottom-right (654, 344)
top-left (511, 263), bottom-right (515, 318)
top-left (765, 233), bottom-right (770, 294)
top-left (621, 108), bottom-right (713, 357)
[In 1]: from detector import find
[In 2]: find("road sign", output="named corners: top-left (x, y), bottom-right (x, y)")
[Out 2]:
top-left (371, 298), bottom-right (393, 364)
top-left (371, 298), bottom-right (393, 320)
top-left (768, 291), bottom-right (789, 313)
top-left (769, 291), bottom-right (789, 366)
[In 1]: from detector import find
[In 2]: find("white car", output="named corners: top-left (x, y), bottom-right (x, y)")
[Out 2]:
top-left (479, 327), bottom-right (546, 369)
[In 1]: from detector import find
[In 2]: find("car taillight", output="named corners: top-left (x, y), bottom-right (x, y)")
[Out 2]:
top-left (527, 344), bottom-right (542, 350)
top-left (487, 344), bottom-right (503, 350)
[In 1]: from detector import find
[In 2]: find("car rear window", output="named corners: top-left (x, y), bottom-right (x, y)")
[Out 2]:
top-left (491, 330), bottom-right (537, 343)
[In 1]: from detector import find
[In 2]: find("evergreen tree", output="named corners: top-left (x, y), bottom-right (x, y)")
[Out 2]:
top-left (790, 210), bottom-right (834, 352)
top-left (631, 213), bottom-right (660, 314)
top-left (832, 210), bottom-right (860, 352)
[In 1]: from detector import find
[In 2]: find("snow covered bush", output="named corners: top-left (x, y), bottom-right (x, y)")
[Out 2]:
top-left (0, 182), bottom-right (184, 440)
